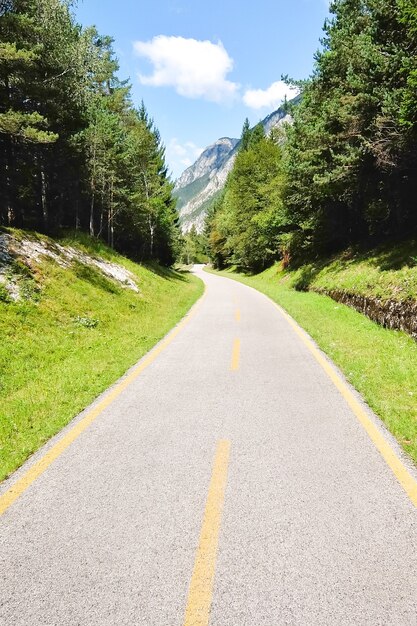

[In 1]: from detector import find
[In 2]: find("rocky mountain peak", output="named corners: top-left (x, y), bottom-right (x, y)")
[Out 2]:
top-left (175, 137), bottom-right (239, 190)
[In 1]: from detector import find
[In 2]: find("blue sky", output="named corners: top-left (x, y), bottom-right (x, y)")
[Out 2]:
top-left (75, 0), bottom-right (329, 178)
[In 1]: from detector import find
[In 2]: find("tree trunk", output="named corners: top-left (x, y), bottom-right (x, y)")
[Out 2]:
top-left (89, 128), bottom-right (98, 237)
top-left (40, 163), bottom-right (48, 230)
top-left (98, 207), bottom-right (104, 238)
top-left (149, 215), bottom-right (155, 259)
top-left (5, 136), bottom-right (15, 226)
top-left (89, 189), bottom-right (95, 237)
top-left (75, 184), bottom-right (80, 230)
top-left (110, 178), bottom-right (114, 248)
top-left (3, 74), bottom-right (16, 225)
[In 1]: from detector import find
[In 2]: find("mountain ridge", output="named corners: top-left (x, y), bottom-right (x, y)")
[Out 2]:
top-left (174, 105), bottom-right (291, 232)
top-left (175, 137), bottom-right (239, 190)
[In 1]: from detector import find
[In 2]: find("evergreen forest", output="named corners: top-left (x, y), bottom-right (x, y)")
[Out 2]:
top-left (0, 0), bottom-right (178, 264)
top-left (206, 0), bottom-right (417, 271)
top-left (2, 0), bottom-right (417, 270)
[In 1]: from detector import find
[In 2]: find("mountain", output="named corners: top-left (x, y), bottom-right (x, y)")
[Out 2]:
top-left (175, 137), bottom-right (239, 190)
top-left (174, 105), bottom-right (292, 232)
top-left (173, 138), bottom-right (239, 233)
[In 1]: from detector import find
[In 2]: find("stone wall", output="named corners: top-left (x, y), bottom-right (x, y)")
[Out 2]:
top-left (313, 288), bottom-right (417, 339)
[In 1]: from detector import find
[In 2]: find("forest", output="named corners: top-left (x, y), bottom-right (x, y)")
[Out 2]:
top-left (206, 0), bottom-right (417, 272)
top-left (0, 0), bottom-right (178, 264)
top-left (2, 1), bottom-right (417, 271)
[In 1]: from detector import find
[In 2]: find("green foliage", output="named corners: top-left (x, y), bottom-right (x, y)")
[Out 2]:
top-left (0, 1), bottom-right (179, 264)
top-left (240, 118), bottom-right (251, 151)
top-left (0, 284), bottom-right (11, 302)
top-left (178, 225), bottom-right (208, 264)
top-left (73, 315), bottom-right (100, 329)
top-left (206, 124), bottom-right (288, 272)
top-left (206, 2), bottom-right (417, 268)
top-left (284, 0), bottom-right (417, 256)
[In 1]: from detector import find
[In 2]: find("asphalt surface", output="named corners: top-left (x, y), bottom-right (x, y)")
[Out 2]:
top-left (1, 265), bottom-right (417, 625)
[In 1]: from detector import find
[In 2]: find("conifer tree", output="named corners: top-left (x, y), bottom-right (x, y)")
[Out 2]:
top-left (240, 118), bottom-right (251, 151)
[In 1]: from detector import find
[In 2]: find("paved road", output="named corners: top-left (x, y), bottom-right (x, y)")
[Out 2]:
top-left (1, 266), bottom-right (417, 625)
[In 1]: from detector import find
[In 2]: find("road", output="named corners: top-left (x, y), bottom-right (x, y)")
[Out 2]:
top-left (1, 265), bottom-right (417, 625)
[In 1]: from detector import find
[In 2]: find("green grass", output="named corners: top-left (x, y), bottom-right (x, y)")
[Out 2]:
top-left (285, 240), bottom-right (417, 301)
top-left (208, 264), bottom-right (417, 465)
top-left (0, 230), bottom-right (203, 481)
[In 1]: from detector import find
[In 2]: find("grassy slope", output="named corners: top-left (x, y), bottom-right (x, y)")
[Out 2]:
top-left (208, 262), bottom-right (417, 465)
top-left (0, 231), bottom-right (203, 481)
top-left (285, 240), bottom-right (417, 301)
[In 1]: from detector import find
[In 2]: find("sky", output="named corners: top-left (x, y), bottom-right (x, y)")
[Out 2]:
top-left (74, 0), bottom-right (330, 179)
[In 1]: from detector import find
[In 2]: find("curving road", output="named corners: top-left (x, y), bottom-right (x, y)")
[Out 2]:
top-left (1, 265), bottom-right (417, 625)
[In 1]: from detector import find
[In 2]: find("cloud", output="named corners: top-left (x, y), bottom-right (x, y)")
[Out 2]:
top-left (133, 35), bottom-right (239, 103)
top-left (243, 81), bottom-right (299, 110)
top-left (166, 138), bottom-right (204, 176)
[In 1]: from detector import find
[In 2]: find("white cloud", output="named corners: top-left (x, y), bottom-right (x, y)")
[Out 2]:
top-left (133, 35), bottom-right (239, 103)
top-left (166, 138), bottom-right (204, 176)
top-left (243, 81), bottom-right (299, 110)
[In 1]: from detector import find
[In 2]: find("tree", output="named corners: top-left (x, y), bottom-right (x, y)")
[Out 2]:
top-left (0, 1), bottom-right (180, 265)
top-left (0, 2), bottom-right (59, 226)
top-left (240, 118), bottom-right (251, 151)
top-left (206, 124), bottom-right (286, 271)
top-left (284, 0), bottom-right (417, 257)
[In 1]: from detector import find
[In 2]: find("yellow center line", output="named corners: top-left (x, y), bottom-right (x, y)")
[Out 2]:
top-left (0, 289), bottom-right (207, 518)
top-left (273, 301), bottom-right (417, 509)
top-left (235, 309), bottom-right (241, 323)
top-left (183, 440), bottom-right (231, 626)
top-left (230, 338), bottom-right (240, 371)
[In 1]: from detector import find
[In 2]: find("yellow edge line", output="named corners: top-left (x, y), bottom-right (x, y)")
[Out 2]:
top-left (230, 338), bottom-right (240, 371)
top-left (273, 301), bottom-right (417, 508)
top-left (183, 439), bottom-right (231, 626)
top-left (0, 288), bottom-right (207, 517)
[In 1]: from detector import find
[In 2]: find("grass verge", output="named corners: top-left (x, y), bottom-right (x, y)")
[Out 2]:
top-left (0, 230), bottom-right (203, 481)
top-left (284, 240), bottom-right (417, 301)
top-left (207, 265), bottom-right (417, 465)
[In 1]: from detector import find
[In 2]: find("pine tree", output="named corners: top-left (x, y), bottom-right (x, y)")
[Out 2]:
top-left (240, 118), bottom-right (251, 151)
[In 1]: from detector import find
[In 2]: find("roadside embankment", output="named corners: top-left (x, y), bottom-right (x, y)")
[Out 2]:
top-left (0, 229), bottom-right (203, 480)
top-left (207, 246), bottom-right (417, 465)
top-left (285, 241), bottom-right (417, 339)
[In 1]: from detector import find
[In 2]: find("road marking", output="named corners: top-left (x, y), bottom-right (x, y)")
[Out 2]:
top-left (235, 309), bottom-right (241, 322)
top-left (273, 301), bottom-right (417, 509)
top-left (0, 289), bottom-right (207, 517)
top-left (230, 338), bottom-right (240, 371)
top-left (183, 440), bottom-right (231, 626)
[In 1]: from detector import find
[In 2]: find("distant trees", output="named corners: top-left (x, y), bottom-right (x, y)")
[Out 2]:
top-left (207, 122), bottom-right (287, 271)
top-left (0, 0), bottom-right (178, 264)
top-left (206, 0), bottom-right (417, 269)
top-left (178, 225), bottom-right (208, 265)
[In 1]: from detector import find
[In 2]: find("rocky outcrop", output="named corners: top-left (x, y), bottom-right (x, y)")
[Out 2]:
top-left (314, 288), bottom-right (417, 339)
top-left (175, 105), bottom-right (293, 233)
top-left (0, 232), bottom-right (139, 301)
top-left (175, 138), bottom-right (238, 190)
